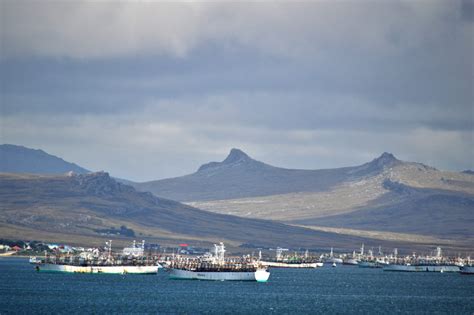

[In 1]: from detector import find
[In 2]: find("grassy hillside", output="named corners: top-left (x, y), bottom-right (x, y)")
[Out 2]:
top-left (0, 172), bottom-right (426, 251)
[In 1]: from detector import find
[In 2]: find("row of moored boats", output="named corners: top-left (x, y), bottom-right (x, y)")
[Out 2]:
top-left (29, 242), bottom-right (474, 280)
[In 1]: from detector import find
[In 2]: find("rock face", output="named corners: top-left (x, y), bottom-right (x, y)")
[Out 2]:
top-left (0, 144), bottom-right (90, 175)
top-left (74, 172), bottom-right (134, 197)
top-left (349, 152), bottom-right (403, 176)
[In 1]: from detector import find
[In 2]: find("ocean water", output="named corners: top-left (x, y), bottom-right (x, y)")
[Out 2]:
top-left (1, 258), bottom-right (473, 314)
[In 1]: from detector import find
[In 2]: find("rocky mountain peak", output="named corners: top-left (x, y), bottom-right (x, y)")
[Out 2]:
top-left (349, 152), bottom-right (402, 176)
top-left (197, 148), bottom-right (254, 172)
top-left (371, 152), bottom-right (400, 168)
top-left (223, 148), bottom-right (251, 164)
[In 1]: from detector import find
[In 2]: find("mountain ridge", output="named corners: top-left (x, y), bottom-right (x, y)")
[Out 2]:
top-left (0, 144), bottom-right (90, 175)
top-left (135, 149), bottom-right (417, 202)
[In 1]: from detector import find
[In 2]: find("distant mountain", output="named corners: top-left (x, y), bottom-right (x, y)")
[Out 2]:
top-left (140, 149), bottom-right (474, 243)
top-left (0, 144), bottom-right (90, 175)
top-left (462, 170), bottom-right (474, 175)
top-left (293, 180), bottom-right (474, 239)
top-left (0, 172), bottom-right (394, 250)
top-left (135, 148), bottom-right (398, 202)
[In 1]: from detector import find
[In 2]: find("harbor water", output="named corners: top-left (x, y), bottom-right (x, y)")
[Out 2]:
top-left (1, 258), bottom-right (473, 314)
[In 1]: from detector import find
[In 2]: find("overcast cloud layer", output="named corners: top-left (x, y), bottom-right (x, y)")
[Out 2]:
top-left (1, 1), bottom-right (473, 181)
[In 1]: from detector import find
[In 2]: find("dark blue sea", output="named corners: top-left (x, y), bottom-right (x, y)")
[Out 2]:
top-left (1, 258), bottom-right (473, 314)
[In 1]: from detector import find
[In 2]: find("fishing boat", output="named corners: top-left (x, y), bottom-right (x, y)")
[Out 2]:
top-left (260, 248), bottom-right (323, 268)
top-left (383, 264), bottom-right (460, 273)
top-left (33, 240), bottom-right (160, 274)
top-left (261, 261), bottom-right (323, 268)
top-left (167, 243), bottom-right (270, 282)
top-left (383, 247), bottom-right (460, 273)
top-left (343, 250), bottom-right (359, 265)
top-left (343, 258), bottom-right (359, 265)
top-left (324, 248), bottom-right (343, 265)
top-left (35, 263), bottom-right (159, 274)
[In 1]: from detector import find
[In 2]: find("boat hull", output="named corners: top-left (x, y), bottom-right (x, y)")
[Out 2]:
top-left (460, 266), bottom-right (474, 275)
top-left (343, 259), bottom-right (359, 265)
top-left (324, 258), bottom-right (343, 264)
top-left (35, 263), bottom-right (159, 274)
top-left (383, 264), bottom-right (460, 272)
top-left (358, 261), bottom-right (382, 268)
top-left (260, 261), bottom-right (323, 268)
top-left (169, 268), bottom-right (270, 282)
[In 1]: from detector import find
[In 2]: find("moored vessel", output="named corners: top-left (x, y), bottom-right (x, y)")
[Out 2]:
top-left (323, 248), bottom-right (343, 265)
top-left (260, 248), bottom-right (323, 268)
top-left (260, 261), bottom-right (323, 268)
top-left (167, 243), bottom-right (270, 282)
top-left (383, 247), bottom-right (461, 273)
top-left (35, 263), bottom-right (159, 274)
top-left (383, 264), bottom-right (460, 273)
top-left (33, 240), bottom-right (160, 275)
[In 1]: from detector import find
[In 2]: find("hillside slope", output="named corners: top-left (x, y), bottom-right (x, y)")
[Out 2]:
top-left (0, 144), bottom-right (90, 175)
top-left (0, 172), bottom-right (405, 250)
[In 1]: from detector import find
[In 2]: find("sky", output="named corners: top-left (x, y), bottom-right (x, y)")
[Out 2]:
top-left (1, 0), bottom-right (473, 182)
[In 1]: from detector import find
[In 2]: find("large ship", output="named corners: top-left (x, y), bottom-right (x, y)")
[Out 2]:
top-left (323, 247), bottom-right (343, 265)
top-left (33, 240), bottom-right (160, 274)
top-left (167, 243), bottom-right (270, 282)
top-left (383, 264), bottom-right (460, 273)
top-left (260, 248), bottom-right (323, 269)
top-left (383, 247), bottom-right (460, 273)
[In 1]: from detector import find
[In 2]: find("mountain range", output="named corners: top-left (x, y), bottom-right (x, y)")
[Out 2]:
top-left (1, 144), bottom-right (473, 252)
top-left (135, 149), bottom-right (409, 201)
top-left (134, 148), bottom-right (474, 244)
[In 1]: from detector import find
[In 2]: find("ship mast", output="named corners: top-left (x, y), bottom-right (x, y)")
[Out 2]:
top-left (214, 242), bottom-right (226, 265)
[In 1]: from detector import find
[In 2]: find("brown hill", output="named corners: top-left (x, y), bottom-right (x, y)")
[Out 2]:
top-left (0, 172), bottom-right (423, 251)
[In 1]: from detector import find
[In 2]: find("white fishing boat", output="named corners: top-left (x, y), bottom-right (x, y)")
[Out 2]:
top-left (383, 264), bottom-right (460, 273)
top-left (167, 242), bottom-right (270, 282)
top-left (324, 248), bottom-right (343, 264)
top-left (260, 248), bottom-right (323, 268)
top-left (343, 258), bottom-right (359, 265)
top-left (343, 250), bottom-right (359, 265)
top-left (261, 261), bottom-right (323, 268)
top-left (33, 240), bottom-right (160, 275)
top-left (383, 247), bottom-right (460, 273)
top-left (35, 263), bottom-right (159, 274)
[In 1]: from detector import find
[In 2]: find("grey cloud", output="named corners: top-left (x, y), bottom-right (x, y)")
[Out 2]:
top-left (2, 1), bottom-right (470, 59)
top-left (0, 1), bottom-right (472, 180)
